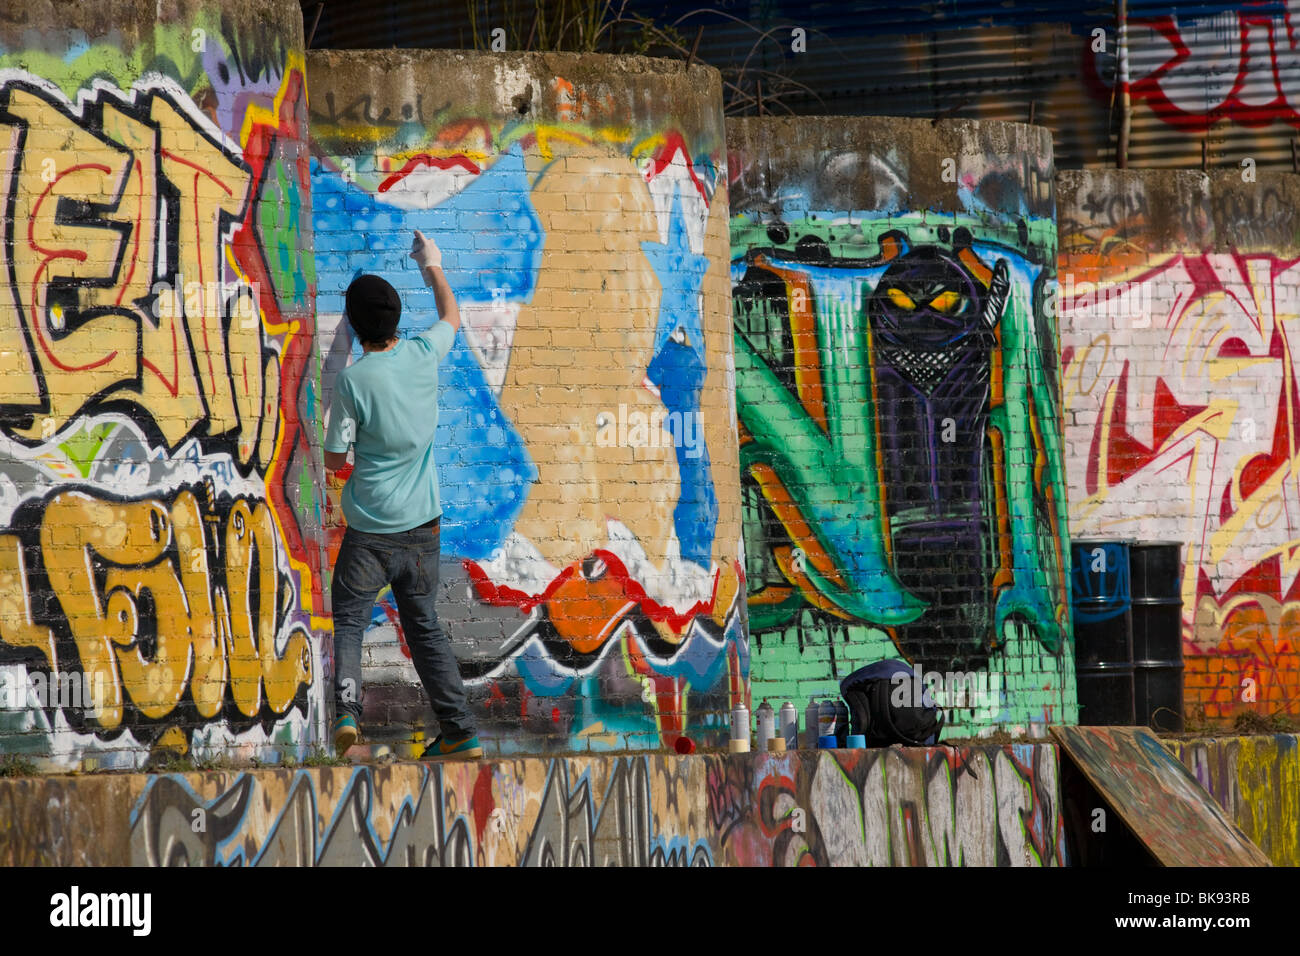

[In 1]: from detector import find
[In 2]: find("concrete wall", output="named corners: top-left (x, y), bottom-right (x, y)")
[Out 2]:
top-left (0, 0), bottom-right (322, 769)
top-left (307, 50), bottom-right (743, 756)
top-left (0, 744), bottom-right (1066, 866)
top-left (728, 116), bottom-right (1075, 735)
top-left (1174, 733), bottom-right (1300, 866)
top-left (1060, 169), bottom-right (1300, 724)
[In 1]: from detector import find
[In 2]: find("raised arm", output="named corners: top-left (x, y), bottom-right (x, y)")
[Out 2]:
top-left (410, 229), bottom-right (461, 332)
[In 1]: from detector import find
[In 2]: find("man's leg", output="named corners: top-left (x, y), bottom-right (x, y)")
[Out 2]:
top-left (390, 520), bottom-right (477, 742)
top-left (331, 528), bottom-right (390, 729)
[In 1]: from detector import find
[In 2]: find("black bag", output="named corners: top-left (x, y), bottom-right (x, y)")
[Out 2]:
top-left (839, 659), bottom-right (944, 746)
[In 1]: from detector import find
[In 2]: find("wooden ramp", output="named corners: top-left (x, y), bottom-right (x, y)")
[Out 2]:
top-left (1051, 725), bottom-right (1270, 867)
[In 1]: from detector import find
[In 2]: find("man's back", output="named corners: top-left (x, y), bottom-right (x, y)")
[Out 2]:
top-left (325, 320), bottom-right (456, 533)
top-left (326, 246), bottom-right (480, 763)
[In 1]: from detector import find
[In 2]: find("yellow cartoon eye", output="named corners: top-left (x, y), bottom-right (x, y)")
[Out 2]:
top-left (929, 290), bottom-right (964, 313)
top-left (886, 287), bottom-right (916, 310)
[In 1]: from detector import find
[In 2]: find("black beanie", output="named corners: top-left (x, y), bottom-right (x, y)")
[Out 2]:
top-left (345, 274), bottom-right (401, 345)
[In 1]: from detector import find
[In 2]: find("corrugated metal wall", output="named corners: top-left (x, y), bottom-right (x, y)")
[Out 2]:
top-left (302, 1), bottom-right (1300, 169)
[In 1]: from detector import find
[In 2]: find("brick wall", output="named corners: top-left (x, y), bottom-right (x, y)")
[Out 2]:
top-left (0, 0), bottom-right (321, 770)
top-left (1061, 168), bottom-right (1300, 724)
top-left (307, 50), bottom-right (743, 755)
top-left (729, 116), bottom-right (1076, 735)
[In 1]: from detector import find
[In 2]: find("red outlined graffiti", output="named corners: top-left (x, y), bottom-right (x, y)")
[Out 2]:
top-left (1085, 8), bottom-right (1300, 130)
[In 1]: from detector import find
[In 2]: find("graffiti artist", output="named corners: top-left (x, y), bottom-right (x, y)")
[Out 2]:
top-left (324, 230), bottom-right (481, 761)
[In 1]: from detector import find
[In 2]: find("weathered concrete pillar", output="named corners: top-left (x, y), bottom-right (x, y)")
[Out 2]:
top-left (0, 0), bottom-right (318, 769)
top-left (729, 116), bottom-right (1074, 735)
top-left (308, 50), bottom-right (743, 755)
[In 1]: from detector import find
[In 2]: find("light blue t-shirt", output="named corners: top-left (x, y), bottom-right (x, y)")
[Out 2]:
top-left (324, 320), bottom-right (456, 533)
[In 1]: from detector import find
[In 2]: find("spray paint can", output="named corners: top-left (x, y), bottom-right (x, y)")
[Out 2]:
top-left (818, 699), bottom-right (837, 739)
top-left (805, 698), bottom-right (821, 749)
top-left (779, 701), bottom-right (798, 750)
top-left (729, 700), bottom-right (750, 753)
top-left (756, 700), bottom-right (775, 750)
top-left (834, 698), bottom-right (850, 747)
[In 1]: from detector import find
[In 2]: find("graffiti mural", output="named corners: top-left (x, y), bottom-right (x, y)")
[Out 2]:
top-left (0, 747), bottom-right (1062, 867)
top-left (127, 755), bottom-right (712, 867)
top-left (715, 746), bottom-right (1067, 867)
top-left (1087, 4), bottom-right (1300, 131)
top-left (3, 486), bottom-right (310, 731)
top-left (1063, 244), bottom-right (1300, 721)
top-left (1079, 1), bottom-right (1300, 166)
top-left (1174, 733), bottom-right (1300, 866)
top-left (308, 52), bottom-right (743, 755)
top-left (729, 137), bottom-right (1073, 736)
top-left (0, 9), bottom-right (323, 768)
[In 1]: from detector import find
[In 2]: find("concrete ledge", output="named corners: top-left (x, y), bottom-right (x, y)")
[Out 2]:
top-left (1172, 734), bottom-right (1300, 866)
top-left (1, 744), bottom-right (1066, 866)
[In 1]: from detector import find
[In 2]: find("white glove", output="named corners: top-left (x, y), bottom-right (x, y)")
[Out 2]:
top-left (409, 229), bottom-right (442, 271)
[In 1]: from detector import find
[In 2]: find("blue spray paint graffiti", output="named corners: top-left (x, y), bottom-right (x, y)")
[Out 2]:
top-left (311, 145), bottom-right (541, 559)
top-left (641, 184), bottom-right (717, 567)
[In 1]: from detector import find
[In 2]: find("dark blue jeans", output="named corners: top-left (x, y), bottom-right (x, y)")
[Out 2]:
top-left (331, 519), bottom-right (476, 740)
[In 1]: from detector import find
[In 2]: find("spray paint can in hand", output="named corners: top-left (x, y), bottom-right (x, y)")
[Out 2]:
top-left (756, 700), bottom-right (775, 750)
top-left (805, 697), bottom-right (821, 750)
top-left (779, 701), bottom-right (798, 750)
top-left (729, 700), bottom-right (750, 753)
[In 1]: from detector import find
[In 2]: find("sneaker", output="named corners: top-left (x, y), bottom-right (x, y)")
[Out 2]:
top-left (421, 732), bottom-right (483, 761)
top-left (333, 715), bottom-right (359, 756)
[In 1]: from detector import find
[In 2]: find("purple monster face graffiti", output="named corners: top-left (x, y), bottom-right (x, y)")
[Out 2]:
top-left (868, 227), bottom-right (1008, 670)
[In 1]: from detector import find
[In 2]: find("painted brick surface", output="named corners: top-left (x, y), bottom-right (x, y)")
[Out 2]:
top-left (1060, 169), bottom-right (1300, 723)
top-left (307, 50), bottom-right (744, 756)
top-left (728, 117), bottom-right (1075, 735)
top-left (1174, 733), bottom-right (1300, 866)
top-left (0, 744), bottom-right (1066, 866)
top-left (0, 0), bottom-right (322, 770)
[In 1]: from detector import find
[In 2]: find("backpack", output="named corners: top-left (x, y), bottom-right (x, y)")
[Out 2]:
top-left (839, 659), bottom-right (945, 747)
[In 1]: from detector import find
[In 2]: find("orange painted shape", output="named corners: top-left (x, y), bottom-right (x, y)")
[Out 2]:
top-left (753, 257), bottom-right (828, 432)
top-left (772, 547), bottom-right (852, 620)
top-left (957, 245), bottom-right (993, 287)
top-left (748, 462), bottom-right (848, 589)
top-left (1025, 389), bottom-right (1068, 615)
top-left (546, 562), bottom-right (635, 655)
top-left (988, 427), bottom-right (1015, 593)
top-left (749, 585), bottom-right (795, 606)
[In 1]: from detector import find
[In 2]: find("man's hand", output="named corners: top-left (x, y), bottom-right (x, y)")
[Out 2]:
top-left (410, 229), bottom-right (442, 271)
top-left (411, 229), bottom-right (461, 331)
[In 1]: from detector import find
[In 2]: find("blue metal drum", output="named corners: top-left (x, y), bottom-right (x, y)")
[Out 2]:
top-left (1071, 538), bottom-right (1136, 725)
